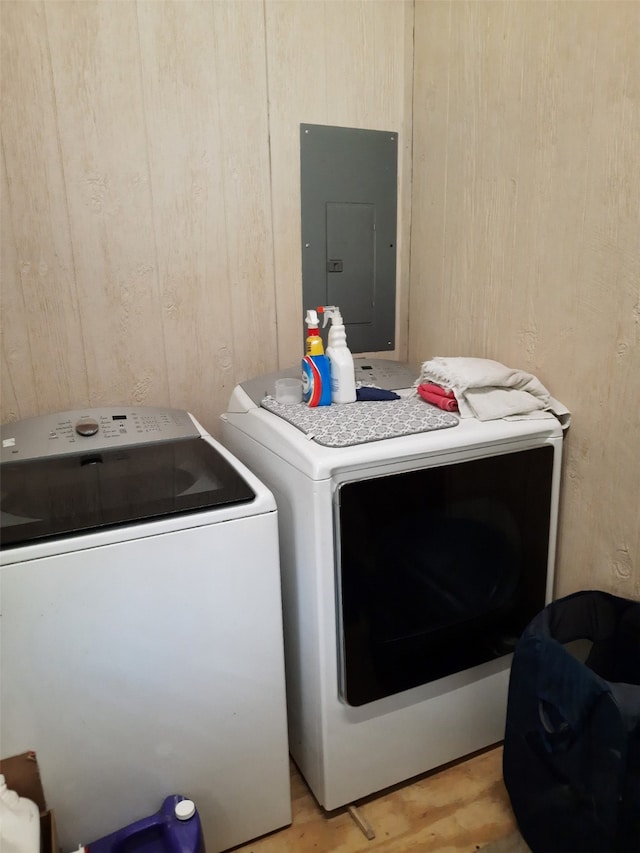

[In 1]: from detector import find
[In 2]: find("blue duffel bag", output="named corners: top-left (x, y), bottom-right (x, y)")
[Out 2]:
top-left (503, 590), bottom-right (640, 853)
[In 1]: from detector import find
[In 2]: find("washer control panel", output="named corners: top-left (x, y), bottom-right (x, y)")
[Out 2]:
top-left (1, 406), bottom-right (199, 463)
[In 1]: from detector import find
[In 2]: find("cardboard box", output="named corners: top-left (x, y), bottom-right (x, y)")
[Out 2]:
top-left (0, 751), bottom-right (57, 853)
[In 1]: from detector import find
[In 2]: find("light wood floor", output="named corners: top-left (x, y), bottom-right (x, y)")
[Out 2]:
top-left (231, 745), bottom-right (520, 853)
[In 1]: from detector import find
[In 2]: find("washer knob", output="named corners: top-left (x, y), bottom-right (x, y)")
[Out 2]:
top-left (75, 417), bottom-right (99, 437)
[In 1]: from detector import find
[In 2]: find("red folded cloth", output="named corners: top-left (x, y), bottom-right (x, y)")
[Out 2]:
top-left (417, 384), bottom-right (459, 412)
top-left (418, 382), bottom-right (456, 399)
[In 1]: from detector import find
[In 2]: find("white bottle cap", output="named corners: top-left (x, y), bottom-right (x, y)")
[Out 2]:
top-left (174, 799), bottom-right (196, 821)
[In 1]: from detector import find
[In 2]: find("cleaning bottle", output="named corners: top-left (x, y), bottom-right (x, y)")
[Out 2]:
top-left (302, 309), bottom-right (332, 407)
top-left (304, 309), bottom-right (325, 356)
top-left (318, 305), bottom-right (356, 404)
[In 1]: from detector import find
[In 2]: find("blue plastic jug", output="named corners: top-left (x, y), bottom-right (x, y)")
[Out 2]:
top-left (86, 796), bottom-right (205, 853)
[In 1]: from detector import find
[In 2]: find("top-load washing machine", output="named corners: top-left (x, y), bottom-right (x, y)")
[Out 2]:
top-left (220, 359), bottom-right (564, 811)
top-left (0, 406), bottom-right (291, 853)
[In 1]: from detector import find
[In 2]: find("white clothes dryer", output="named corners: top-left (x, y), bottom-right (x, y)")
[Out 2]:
top-left (220, 359), bottom-right (564, 811)
top-left (0, 407), bottom-right (291, 853)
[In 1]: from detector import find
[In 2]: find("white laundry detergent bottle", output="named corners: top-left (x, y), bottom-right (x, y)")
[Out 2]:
top-left (0, 774), bottom-right (40, 853)
top-left (318, 305), bottom-right (356, 404)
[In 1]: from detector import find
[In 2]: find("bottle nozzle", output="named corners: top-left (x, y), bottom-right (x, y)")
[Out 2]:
top-left (317, 305), bottom-right (343, 327)
top-left (305, 309), bottom-right (319, 328)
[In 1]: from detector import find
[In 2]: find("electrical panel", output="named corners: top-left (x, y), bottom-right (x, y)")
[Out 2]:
top-left (300, 124), bottom-right (398, 353)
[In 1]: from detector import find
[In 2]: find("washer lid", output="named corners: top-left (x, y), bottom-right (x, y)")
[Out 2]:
top-left (0, 437), bottom-right (255, 549)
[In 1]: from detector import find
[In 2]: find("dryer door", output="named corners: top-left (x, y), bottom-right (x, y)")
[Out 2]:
top-left (334, 444), bottom-right (555, 706)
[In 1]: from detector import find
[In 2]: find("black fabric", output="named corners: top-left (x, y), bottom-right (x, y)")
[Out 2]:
top-left (355, 386), bottom-right (401, 401)
top-left (503, 590), bottom-right (640, 853)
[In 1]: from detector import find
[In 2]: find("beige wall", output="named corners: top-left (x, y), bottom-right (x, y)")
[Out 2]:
top-left (410, 1), bottom-right (639, 597)
top-left (0, 0), bottom-right (413, 432)
top-left (1, 0), bottom-right (638, 598)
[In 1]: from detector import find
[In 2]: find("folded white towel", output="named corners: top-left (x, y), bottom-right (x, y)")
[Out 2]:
top-left (417, 357), bottom-right (571, 428)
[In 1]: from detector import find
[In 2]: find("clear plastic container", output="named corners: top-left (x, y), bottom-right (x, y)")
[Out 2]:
top-left (275, 378), bottom-right (303, 405)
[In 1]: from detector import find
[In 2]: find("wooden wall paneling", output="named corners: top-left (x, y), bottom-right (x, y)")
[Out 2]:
top-left (322, 1), bottom-right (411, 136)
top-left (44, 1), bottom-right (169, 408)
top-left (505, 1), bottom-right (639, 597)
top-left (410, 1), bottom-right (640, 598)
top-left (520, 0), bottom-right (599, 592)
top-left (411, 1), bottom-right (598, 368)
top-left (409, 0), bottom-right (451, 366)
top-left (322, 0), bottom-right (412, 362)
top-left (506, 2), bottom-right (597, 379)
top-left (323, 0), bottom-right (378, 130)
top-left (556, 4), bottom-right (640, 597)
top-left (433, 1), bottom-right (529, 359)
top-left (415, 0), bottom-right (474, 357)
top-left (0, 0), bottom-right (88, 421)
top-left (496, 1), bottom-right (603, 594)
top-left (367, 0), bottom-right (413, 363)
top-left (466, 1), bottom-right (530, 362)
top-left (210, 0), bottom-right (278, 395)
top-left (265, 0), bottom-right (329, 368)
top-left (136, 1), bottom-right (236, 433)
top-left (267, 0), bottom-right (413, 368)
top-left (394, 2), bottom-right (414, 366)
top-left (0, 146), bottom-right (38, 422)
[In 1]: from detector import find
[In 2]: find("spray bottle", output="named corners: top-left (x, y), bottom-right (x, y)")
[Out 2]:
top-left (304, 309), bottom-right (324, 356)
top-left (318, 305), bottom-right (356, 404)
top-left (302, 309), bottom-right (332, 406)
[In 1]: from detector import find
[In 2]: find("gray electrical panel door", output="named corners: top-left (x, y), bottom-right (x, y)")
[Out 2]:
top-left (300, 124), bottom-right (397, 353)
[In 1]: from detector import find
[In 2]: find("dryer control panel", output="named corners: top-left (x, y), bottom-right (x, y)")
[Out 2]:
top-left (239, 358), bottom-right (420, 406)
top-left (1, 406), bottom-right (199, 462)
top-left (352, 359), bottom-right (419, 389)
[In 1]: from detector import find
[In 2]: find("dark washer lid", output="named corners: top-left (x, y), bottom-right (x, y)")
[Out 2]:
top-left (0, 437), bottom-right (255, 549)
